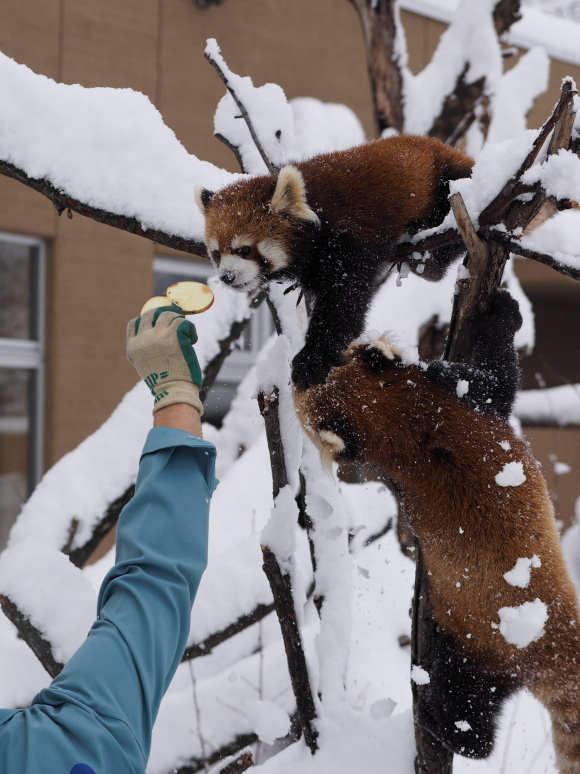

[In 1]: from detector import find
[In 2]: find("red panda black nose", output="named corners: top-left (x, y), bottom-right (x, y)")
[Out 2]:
top-left (220, 271), bottom-right (236, 285)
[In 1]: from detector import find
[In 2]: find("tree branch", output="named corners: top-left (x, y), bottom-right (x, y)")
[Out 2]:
top-left (258, 388), bottom-right (319, 753)
top-left (261, 547), bottom-right (318, 753)
top-left (479, 79), bottom-right (577, 228)
top-left (0, 594), bottom-right (64, 678)
top-left (181, 601), bottom-right (275, 661)
top-left (0, 159), bottom-right (208, 257)
top-left (483, 228), bottom-right (580, 281)
top-left (65, 485), bottom-right (135, 568)
top-left (493, 0), bottom-right (522, 36)
top-left (411, 548), bottom-right (453, 774)
top-left (218, 752), bottom-right (254, 774)
top-left (204, 47), bottom-right (277, 174)
top-left (428, 70), bottom-right (485, 144)
top-left (175, 733), bottom-right (259, 774)
top-left (347, 0), bottom-right (405, 135)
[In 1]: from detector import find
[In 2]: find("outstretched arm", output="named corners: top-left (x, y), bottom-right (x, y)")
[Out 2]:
top-left (0, 307), bottom-right (216, 774)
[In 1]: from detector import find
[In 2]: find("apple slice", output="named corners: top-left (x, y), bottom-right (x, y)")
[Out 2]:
top-left (140, 296), bottom-right (173, 315)
top-left (166, 281), bottom-right (214, 314)
top-left (140, 281), bottom-right (214, 316)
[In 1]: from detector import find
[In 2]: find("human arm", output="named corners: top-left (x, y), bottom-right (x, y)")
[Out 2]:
top-left (0, 307), bottom-right (216, 773)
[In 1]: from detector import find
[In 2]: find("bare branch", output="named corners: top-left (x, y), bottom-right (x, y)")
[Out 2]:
top-left (257, 386), bottom-right (319, 753)
top-left (428, 70), bottom-right (485, 144)
top-left (347, 0), bottom-right (405, 135)
top-left (0, 159), bottom-right (208, 257)
top-left (411, 548), bottom-right (453, 773)
top-left (445, 193), bottom-right (508, 364)
top-left (181, 601), bottom-right (275, 661)
top-left (214, 132), bottom-right (248, 174)
top-left (200, 291), bottom-right (265, 402)
top-left (257, 389), bottom-right (288, 500)
top-left (66, 485), bottom-right (135, 568)
top-left (479, 80), bottom-right (577, 228)
top-left (493, 0), bottom-right (522, 36)
top-left (0, 594), bottom-right (63, 678)
top-left (483, 228), bottom-right (580, 281)
top-left (175, 714), bottom-right (301, 774)
top-left (205, 48), bottom-right (277, 174)
top-left (219, 752), bottom-right (254, 774)
top-left (175, 733), bottom-right (258, 774)
top-left (261, 547), bottom-right (318, 753)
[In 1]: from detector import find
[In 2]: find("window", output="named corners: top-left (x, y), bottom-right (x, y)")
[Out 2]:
top-left (154, 256), bottom-right (273, 424)
top-left (0, 235), bottom-right (45, 547)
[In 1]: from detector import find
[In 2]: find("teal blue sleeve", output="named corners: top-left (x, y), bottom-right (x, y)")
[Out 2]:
top-left (0, 427), bottom-right (217, 774)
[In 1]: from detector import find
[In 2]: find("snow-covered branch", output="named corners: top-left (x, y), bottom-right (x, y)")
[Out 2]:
top-left (0, 594), bottom-right (63, 678)
top-left (0, 158), bottom-right (208, 257)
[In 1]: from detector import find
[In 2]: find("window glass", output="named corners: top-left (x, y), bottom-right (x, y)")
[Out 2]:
top-left (0, 242), bottom-right (40, 340)
top-left (0, 368), bottom-right (35, 545)
top-left (0, 236), bottom-right (44, 548)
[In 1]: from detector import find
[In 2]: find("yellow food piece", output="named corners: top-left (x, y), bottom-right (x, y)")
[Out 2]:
top-left (166, 281), bottom-right (214, 314)
top-left (139, 282), bottom-right (214, 317)
top-left (140, 296), bottom-right (171, 316)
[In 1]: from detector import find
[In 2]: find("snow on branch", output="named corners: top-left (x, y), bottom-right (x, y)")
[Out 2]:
top-left (0, 50), bottom-right (234, 250)
top-left (515, 384), bottom-right (580, 427)
top-left (205, 38), bottom-right (293, 174)
top-left (0, 158), bottom-right (208, 258)
top-left (397, 79), bottom-right (580, 288)
top-left (258, 387), bottom-right (319, 754)
top-left (0, 594), bottom-right (63, 678)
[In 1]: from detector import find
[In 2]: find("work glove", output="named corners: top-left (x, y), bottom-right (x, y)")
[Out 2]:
top-left (126, 306), bottom-right (203, 415)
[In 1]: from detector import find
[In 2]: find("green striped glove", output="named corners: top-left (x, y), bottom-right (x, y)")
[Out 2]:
top-left (126, 306), bottom-right (203, 415)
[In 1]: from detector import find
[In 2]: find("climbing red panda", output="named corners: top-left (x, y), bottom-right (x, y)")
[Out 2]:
top-left (195, 135), bottom-right (473, 391)
top-left (294, 290), bottom-right (580, 772)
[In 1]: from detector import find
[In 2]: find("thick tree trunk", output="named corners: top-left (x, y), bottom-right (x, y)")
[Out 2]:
top-left (348, 0), bottom-right (405, 135)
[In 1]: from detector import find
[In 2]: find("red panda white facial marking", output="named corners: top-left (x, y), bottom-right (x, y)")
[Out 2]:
top-left (195, 166), bottom-right (320, 292)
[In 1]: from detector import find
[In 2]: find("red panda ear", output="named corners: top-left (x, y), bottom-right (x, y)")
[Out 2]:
top-left (271, 166), bottom-right (320, 225)
top-left (194, 187), bottom-right (215, 213)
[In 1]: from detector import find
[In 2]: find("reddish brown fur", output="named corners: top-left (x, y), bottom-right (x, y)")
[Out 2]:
top-left (203, 136), bottom-right (473, 261)
top-left (295, 344), bottom-right (580, 772)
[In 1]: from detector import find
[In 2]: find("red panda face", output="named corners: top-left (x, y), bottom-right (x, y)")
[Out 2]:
top-left (195, 165), bottom-right (320, 292)
top-left (294, 337), bottom-right (408, 470)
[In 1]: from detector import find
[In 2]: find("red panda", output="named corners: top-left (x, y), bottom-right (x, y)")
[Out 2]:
top-left (195, 135), bottom-right (473, 391)
top-left (294, 290), bottom-right (580, 772)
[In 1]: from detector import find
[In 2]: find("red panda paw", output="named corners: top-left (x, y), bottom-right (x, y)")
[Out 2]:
top-left (291, 346), bottom-right (347, 392)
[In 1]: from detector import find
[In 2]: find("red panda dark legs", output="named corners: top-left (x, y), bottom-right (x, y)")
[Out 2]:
top-left (294, 291), bottom-right (580, 770)
top-left (291, 265), bottom-right (380, 390)
top-left (416, 615), bottom-right (520, 758)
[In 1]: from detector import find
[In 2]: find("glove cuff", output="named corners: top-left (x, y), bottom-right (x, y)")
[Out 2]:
top-left (151, 381), bottom-right (204, 416)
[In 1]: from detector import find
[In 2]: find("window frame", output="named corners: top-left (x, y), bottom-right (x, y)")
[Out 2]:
top-left (0, 232), bottom-right (45, 490)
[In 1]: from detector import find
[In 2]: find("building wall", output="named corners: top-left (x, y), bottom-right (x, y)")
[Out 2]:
top-left (0, 2), bottom-right (579, 522)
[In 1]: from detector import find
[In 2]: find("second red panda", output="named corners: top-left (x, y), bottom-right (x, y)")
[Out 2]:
top-left (195, 135), bottom-right (473, 390)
